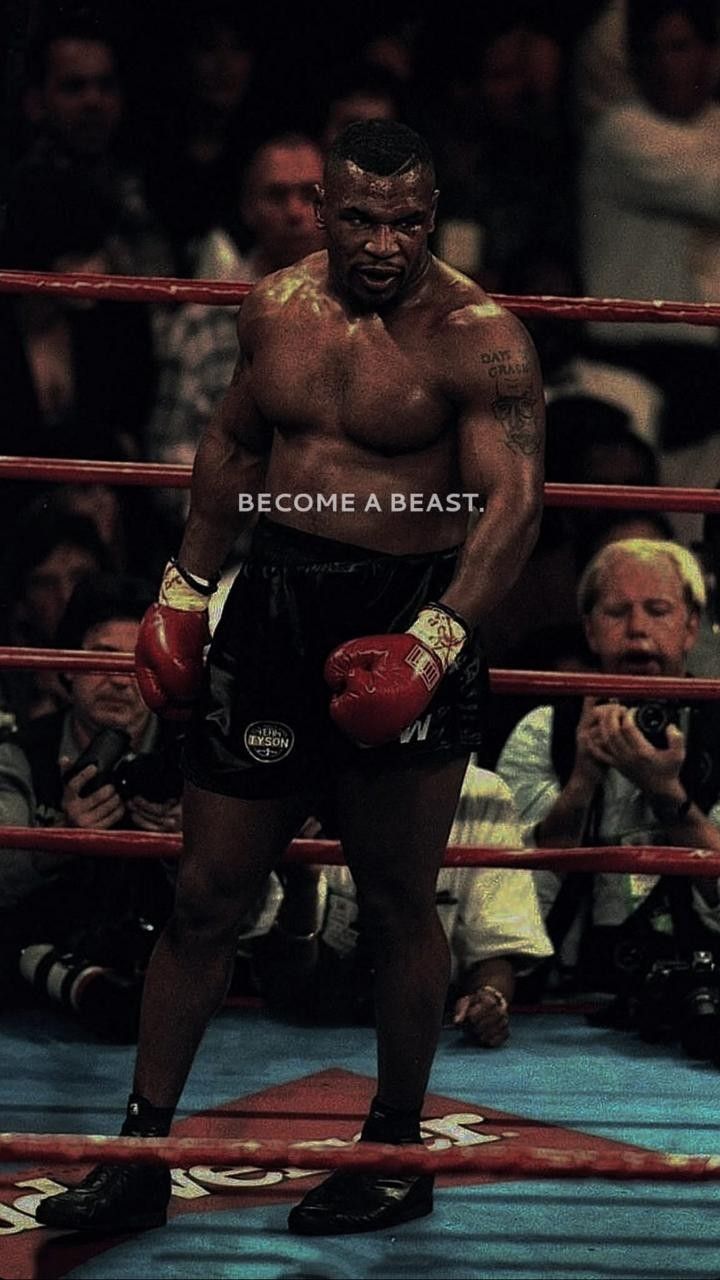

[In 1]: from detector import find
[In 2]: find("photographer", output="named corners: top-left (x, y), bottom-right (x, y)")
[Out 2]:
top-left (0, 574), bottom-right (180, 1036)
top-left (497, 538), bottom-right (720, 1011)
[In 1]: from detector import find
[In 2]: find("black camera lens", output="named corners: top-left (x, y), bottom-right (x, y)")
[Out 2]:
top-left (634, 701), bottom-right (677, 749)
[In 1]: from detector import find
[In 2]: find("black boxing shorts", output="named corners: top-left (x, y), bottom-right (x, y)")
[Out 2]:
top-left (182, 518), bottom-right (489, 800)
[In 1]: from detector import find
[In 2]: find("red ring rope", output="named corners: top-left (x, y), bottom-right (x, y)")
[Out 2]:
top-left (0, 456), bottom-right (191, 486)
top-left (4, 454), bottom-right (720, 516)
top-left (0, 1130), bottom-right (718, 1179)
top-left (3, 646), bottom-right (719, 704)
top-left (0, 827), bottom-right (716, 877)
top-left (2, 269), bottom-right (720, 327)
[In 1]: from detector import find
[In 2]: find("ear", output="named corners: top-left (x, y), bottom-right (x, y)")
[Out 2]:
top-left (314, 185), bottom-right (326, 230)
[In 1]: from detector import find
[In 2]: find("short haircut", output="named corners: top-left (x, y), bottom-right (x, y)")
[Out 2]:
top-left (577, 538), bottom-right (707, 615)
top-left (325, 119), bottom-right (435, 185)
top-left (55, 572), bottom-right (155, 651)
top-left (246, 131), bottom-right (320, 176)
top-left (2, 511), bottom-right (109, 603)
top-left (628, 0), bottom-right (719, 62)
top-left (179, 1), bottom-right (259, 50)
top-left (26, 12), bottom-right (119, 87)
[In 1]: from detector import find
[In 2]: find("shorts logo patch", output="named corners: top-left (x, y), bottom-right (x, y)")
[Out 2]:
top-left (243, 721), bottom-right (295, 763)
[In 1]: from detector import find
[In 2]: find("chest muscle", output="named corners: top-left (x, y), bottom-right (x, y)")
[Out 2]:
top-left (251, 317), bottom-right (450, 453)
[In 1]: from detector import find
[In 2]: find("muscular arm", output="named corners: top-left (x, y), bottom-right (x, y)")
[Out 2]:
top-left (589, 710), bottom-right (720, 906)
top-left (439, 307), bottom-right (545, 627)
top-left (177, 297), bottom-right (273, 579)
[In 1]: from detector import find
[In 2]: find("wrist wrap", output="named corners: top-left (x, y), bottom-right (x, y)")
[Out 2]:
top-left (159, 559), bottom-right (217, 611)
top-left (407, 603), bottom-right (468, 674)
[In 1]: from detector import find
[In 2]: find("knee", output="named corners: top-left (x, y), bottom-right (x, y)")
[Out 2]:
top-left (357, 875), bottom-right (437, 942)
top-left (170, 871), bottom-right (245, 947)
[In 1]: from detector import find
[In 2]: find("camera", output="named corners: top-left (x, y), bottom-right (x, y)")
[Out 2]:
top-left (19, 943), bottom-right (143, 1042)
top-left (64, 726), bottom-right (183, 803)
top-left (632, 700), bottom-right (680, 749)
top-left (636, 950), bottom-right (720, 1060)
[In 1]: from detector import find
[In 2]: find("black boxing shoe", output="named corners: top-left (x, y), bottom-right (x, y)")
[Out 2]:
top-left (287, 1169), bottom-right (434, 1236)
top-left (35, 1163), bottom-right (171, 1233)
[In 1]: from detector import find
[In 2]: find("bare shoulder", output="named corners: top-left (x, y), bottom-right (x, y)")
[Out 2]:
top-left (238, 253), bottom-right (328, 333)
top-left (429, 260), bottom-right (541, 393)
top-left (428, 261), bottom-right (544, 456)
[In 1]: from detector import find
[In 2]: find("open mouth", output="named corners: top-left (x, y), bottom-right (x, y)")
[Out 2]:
top-left (354, 267), bottom-right (401, 290)
top-left (619, 652), bottom-right (661, 672)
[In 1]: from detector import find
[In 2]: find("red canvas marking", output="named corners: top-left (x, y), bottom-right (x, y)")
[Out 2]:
top-left (0, 1068), bottom-right (660, 1279)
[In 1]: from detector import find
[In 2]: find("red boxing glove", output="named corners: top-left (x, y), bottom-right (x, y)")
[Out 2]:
top-left (135, 559), bottom-right (215, 720)
top-left (324, 603), bottom-right (468, 747)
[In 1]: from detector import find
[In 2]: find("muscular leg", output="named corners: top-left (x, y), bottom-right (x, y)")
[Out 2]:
top-left (288, 753), bottom-right (468, 1236)
top-left (36, 782), bottom-right (308, 1234)
top-left (134, 781), bottom-right (308, 1109)
top-left (335, 754), bottom-right (468, 1113)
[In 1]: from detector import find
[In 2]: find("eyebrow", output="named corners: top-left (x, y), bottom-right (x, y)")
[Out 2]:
top-left (601, 596), bottom-right (675, 607)
top-left (264, 182), bottom-right (317, 195)
top-left (340, 205), bottom-right (424, 221)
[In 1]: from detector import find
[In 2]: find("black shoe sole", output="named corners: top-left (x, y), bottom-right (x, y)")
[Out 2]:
top-left (36, 1206), bottom-right (167, 1233)
top-left (288, 1196), bottom-right (433, 1236)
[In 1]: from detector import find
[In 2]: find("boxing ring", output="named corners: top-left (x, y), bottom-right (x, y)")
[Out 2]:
top-left (1, 268), bottom-right (720, 1278)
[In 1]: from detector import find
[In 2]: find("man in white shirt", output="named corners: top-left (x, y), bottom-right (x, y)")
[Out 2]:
top-left (579, 1), bottom-right (720, 450)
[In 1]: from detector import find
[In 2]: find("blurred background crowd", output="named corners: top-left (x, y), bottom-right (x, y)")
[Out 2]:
top-left (3, 0), bottom-right (720, 1056)
top-left (3, 0), bottom-right (720, 688)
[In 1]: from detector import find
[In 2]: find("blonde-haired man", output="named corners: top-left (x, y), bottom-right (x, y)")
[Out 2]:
top-left (498, 538), bottom-right (720, 991)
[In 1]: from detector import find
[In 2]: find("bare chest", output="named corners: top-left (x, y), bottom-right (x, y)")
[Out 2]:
top-left (251, 313), bottom-right (450, 451)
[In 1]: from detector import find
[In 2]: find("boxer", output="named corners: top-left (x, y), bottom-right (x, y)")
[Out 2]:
top-left (38, 118), bottom-right (544, 1237)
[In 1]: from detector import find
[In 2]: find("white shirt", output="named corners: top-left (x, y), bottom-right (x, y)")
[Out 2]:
top-left (580, 98), bottom-right (720, 346)
top-left (314, 765), bottom-right (553, 984)
top-left (497, 704), bottom-right (720, 936)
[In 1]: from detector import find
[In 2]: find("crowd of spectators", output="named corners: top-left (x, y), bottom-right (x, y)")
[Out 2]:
top-left (3, 1), bottom-right (720, 628)
top-left (3, 0), bottom-right (720, 1055)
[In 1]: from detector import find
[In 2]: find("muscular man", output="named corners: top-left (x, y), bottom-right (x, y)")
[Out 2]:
top-left (38, 120), bottom-right (544, 1237)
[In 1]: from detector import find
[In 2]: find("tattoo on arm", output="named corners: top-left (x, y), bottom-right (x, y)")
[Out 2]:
top-left (491, 369), bottom-right (543, 457)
